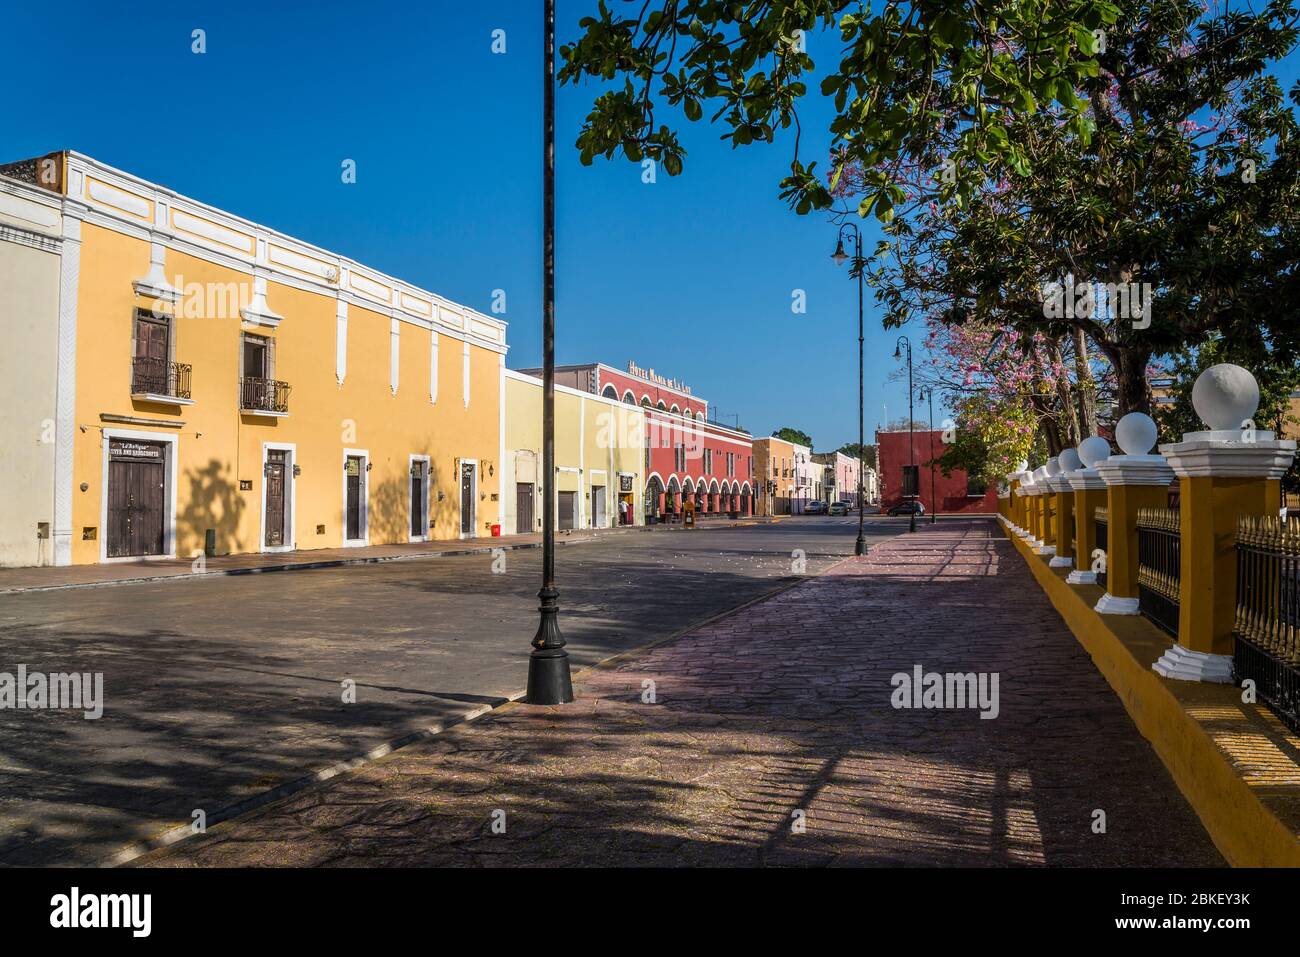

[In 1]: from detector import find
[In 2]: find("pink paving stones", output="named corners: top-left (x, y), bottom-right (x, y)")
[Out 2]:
top-left (138, 519), bottom-right (1222, 868)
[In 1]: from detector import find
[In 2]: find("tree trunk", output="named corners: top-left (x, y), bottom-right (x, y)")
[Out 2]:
top-left (1115, 346), bottom-right (1153, 418)
top-left (1049, 338), bottom-right (1080, 447)
top-left (1073, 326), bottom-right (1099, 437)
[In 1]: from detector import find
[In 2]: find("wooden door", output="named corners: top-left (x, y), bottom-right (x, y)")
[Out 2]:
top-left (460, 462), bottom-right (475, 535)
top-left (516, 483), bottom-right (535, 534)
top-left (265, 450), bottom-right (287, 547)
top-left (133, 315), bottom-right (169, 392)
top-left (558, 491), bottom-right (576, 531)
top-left (410, 464), bottom-right (425, 537)
top-left (107, 440), bottom-right (166, 557)
top-left (345, 456), bottom-right (362, 540)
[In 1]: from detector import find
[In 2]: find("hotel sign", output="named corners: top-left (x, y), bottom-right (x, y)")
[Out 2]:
top-left (627, 360), bottom-right (692, 396)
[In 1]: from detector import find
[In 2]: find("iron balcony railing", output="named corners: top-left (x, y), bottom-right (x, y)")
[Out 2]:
top-left (240, 376), bottom-right (291, 413)
top-left (1233, 516), bottom-right (1300, 734)
top-left (132, 357), bottom-right (192, 399)
top-left (1137, 507), bottom-right (1181, 637)
top-left (1094, 507), bottom-right (1109, 590)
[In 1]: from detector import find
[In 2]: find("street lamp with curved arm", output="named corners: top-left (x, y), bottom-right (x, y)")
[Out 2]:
top-left (832, 222), bottom-right (868, 556)
top-left (893, 334), bottom-right (916, 533)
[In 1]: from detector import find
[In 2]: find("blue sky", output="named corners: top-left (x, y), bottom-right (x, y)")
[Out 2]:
top-left (5, 2), bottom-right (1295, 450)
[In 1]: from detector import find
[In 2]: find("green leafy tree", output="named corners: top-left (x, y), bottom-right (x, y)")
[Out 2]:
top-left (838, 442), bottom-right (878, 469)
top-left (559, 1), bottom-right (1116, 217)
top-left (775, 426), bottom-right (814, 446)
top-left (868, 0), bottom-right (1300, 417)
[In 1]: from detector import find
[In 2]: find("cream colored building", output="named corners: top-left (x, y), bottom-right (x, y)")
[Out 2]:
top-left (503, 370), bottom-right (645, 533)
top-left (0, 165), bottom-right (64, 566)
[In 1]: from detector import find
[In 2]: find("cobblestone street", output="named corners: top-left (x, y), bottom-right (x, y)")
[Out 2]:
top-left (140, 519), bottom-right (1222, 867)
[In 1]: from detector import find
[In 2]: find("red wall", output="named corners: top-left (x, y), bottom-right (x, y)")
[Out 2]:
top-left (595, 367), bottom-right (707, 418)
top-left (876, 429), bottom-right (997, 514)
top-left (644, 409), bottom-right (754, 516)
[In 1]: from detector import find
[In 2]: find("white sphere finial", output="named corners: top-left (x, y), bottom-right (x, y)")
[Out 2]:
top-left (1045, 457), bottom-right (1062, 476)
top-left (1078, 436), bottom-right (1111, 468)
top-left (1192, 363), bottom-right (1260, 431)
top-left (1058, 447), bottom-right (1082, 472)
top-left (1115, 413), bottom-right (1158, 455)
top-left (1016, 459), bottom-right (1029, 473)
top-left (1033, 466), bottom-right (1049, 482)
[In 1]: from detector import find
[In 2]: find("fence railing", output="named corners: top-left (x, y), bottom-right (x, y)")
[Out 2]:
top-left (1095, 507), bottom-right (1108, 589)
top-left (239, 376), bottom-right (291, 414)
top-left (1233, 515), bottom-right (1300, 734)
top-left (1137, 507), bottom-right (1181, 637)
top-left (131, 357), bottom-right (192, 399)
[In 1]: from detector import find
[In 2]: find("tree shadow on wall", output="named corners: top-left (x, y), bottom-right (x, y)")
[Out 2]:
top-left (177, 458), bottom-right (246, 557)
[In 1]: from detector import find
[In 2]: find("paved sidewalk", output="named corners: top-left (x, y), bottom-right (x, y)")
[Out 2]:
top-left (138, 519), bottom-right (1221, 867)
top-left (0, 516), bottom-right (775, 594)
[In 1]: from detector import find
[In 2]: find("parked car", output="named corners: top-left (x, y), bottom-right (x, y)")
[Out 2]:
top-left (887, 500), bottom-right (926, 517)
top-left (803, 500), bottom-right (829, 514)
top-left (828, 501), bottom-right (850, 515)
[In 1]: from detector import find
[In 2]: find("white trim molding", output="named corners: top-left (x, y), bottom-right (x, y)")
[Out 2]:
top-left (408, 454), bottom-right (431, 543)
top-left (1159, 438), bottom-right (1297, 480)
top-left (259, 442), bottom-right (297, 553)
top-left (98, 427), bottom-right (179, 564)
top-left (342, 448), bottom-right (370, 546)
top-left (335, 299), bottom-right (348, 385)
top-left (1095, 593), bottom-right (1140, 615)
top-left (52, 214), bottom-right (82, 566)
top-left (1153, 644), bottom-right (1234, 684)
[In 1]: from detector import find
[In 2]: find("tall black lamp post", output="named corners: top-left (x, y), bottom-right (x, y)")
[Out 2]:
top-left (893, 335), bottom-right (916, 533)
top-left (831, 224), bottom-right (868, 556)
top-left (527, 0), bottom-right (573, 705)
top-left (919, 386), bottom-right (937, 525)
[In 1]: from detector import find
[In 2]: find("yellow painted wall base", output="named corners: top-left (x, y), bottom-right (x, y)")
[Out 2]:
top-left (1003, 521), bottom-right (1300, 867)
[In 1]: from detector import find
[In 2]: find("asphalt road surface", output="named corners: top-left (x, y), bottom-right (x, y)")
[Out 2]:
top-left (0, 515), bottom-right (908, 866)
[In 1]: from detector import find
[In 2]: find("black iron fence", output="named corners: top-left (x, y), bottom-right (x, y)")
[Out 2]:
top-left (1095, 506), bottom-right (1108, 589)
top-left (240, 376), bottom-right (291, 413)
top-left (1137, 507), bottom-right (1181, 637)
top-left (132, 357), bottom-right (192, 399)
top-left (1233, 516), bottom-right (1300, 734)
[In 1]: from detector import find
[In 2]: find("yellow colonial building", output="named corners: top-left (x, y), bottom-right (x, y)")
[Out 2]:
top-left (753, 436), bottom-right (797, 516)
top-left (503, 370), bottom-right (644, 533)
top-left (0, 151), bottom-right (508, 566)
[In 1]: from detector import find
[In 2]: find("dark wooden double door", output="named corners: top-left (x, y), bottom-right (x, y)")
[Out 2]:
top-left (346, 456), bottom-right (364, 541)
top-left (410, 461), bottom-right (428, 538)
top-left (516, 483), bottom-right (535, 534)
top-left (107, 440), bottom-right (167, 558)
top-left (265, 450), bottom-right (288, 547)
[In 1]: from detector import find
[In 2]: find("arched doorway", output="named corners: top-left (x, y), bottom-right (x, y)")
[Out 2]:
top-left (645, 475), bottom-right (664, 524)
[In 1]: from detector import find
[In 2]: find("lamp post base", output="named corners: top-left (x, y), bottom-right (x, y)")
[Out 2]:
top-left (854, 534), bottom-right (867, 556)
top-left (527, 586), bottom-right (573, 704)
top-left (526, 647), bottom-right (573, 704)
top-left (909, 513), bottom-right (916, 533)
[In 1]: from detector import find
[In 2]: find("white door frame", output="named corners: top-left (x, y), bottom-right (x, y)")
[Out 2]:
top-left (408, 454), bottom-right (431, 543)
top-left (342, 447), bottom-right (369, 546)
top-left (260, 442), bottom-right (296, 553)
top-left (99, 428), bottom-right (179, 563)
top-left (457, 457), bottom-right (478, 539)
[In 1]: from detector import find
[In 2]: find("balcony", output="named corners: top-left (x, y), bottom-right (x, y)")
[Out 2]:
top-left (240, 376), bottom-right (291, 416)
top-left (131, 357), bottom-right (193, 405)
